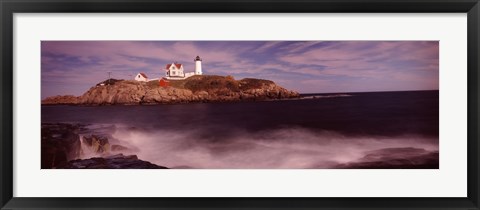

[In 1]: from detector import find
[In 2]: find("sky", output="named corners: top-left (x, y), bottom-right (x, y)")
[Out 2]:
top-left (41, 41), bottom-right (438, 98)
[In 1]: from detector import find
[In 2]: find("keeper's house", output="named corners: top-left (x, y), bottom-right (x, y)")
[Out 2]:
top-left (134, 72), bottom-right (148, 82)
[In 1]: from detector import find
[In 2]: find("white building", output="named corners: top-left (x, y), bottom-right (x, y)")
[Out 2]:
top-left (194, 55), bottom-right (202, 75)
top-left (134, 72), bottom-right (148, 82)
top-left (164, 56), bottom-right (203, 80)
top-left (166, 63), bottom-right (185, 78)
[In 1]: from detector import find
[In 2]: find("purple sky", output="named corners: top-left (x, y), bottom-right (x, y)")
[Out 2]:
top-left (41, 41), bottom-right (438, 98)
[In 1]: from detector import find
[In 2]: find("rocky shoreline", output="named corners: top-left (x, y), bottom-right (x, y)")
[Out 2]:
top-left (42, 75), bottom-right (300, 105)
top-left (41, 123), bottom-right (167, 169)
top-left (61, 154), bottom-right (167, 169)
top-left (335, 147), bottom-right (439, 169)
top-left (42, 123), bottom-right (438, 169)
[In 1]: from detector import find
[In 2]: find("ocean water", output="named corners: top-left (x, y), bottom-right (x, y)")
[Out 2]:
top-left (42, 90), bottom-right (439, 169)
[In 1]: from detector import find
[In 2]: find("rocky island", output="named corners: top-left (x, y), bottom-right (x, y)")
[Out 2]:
top-left (42, 75), bottom-right (300, 105)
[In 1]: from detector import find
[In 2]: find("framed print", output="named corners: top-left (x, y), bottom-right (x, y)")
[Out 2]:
top-left (1, 0), bottom-right (479, 209)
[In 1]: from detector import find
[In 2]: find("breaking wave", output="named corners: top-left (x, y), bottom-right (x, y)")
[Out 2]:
top-left (105, 125), bottom-right (438, 169)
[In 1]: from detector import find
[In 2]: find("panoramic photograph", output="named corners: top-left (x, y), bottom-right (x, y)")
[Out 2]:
top-left (41, 41), bottom-right (439, 169)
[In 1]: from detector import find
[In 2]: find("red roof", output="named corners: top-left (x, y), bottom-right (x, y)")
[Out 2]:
top-left (166, 63), bottom-right (182, 70)
top-left (139, 73), bottom-right (148, 78)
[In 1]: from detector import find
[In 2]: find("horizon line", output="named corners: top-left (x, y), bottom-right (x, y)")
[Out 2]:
top-left (299, 89), bottom-right (439, 95)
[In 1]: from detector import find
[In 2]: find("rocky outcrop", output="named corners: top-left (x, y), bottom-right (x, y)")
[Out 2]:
top-left (41, 123), bottom-right (83, 168)
top-left (81, 134), bottom-right (131, 156)
top-left (59, 154), bottom-right (168, 169)
top-left (42, 95), bottom-right (79, 105)
top-left (42, 123), bottom-right (166, 169)
top-left (336, 147), bottom-right (439, 169)
top-left (42, 75), bottom-right (300, 105)
top-left (82, 134), bottom-right (111, 154)
top-left (111, 144), bottom-right (129, 152)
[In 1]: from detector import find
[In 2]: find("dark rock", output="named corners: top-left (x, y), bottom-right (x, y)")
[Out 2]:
top-left (41, 123), bottom-right (82, 168)
top-left (336, 147), bottom-right (439, 169)
top-left (111, 144), bottom-right (129, 152)
top-left (59, 154), bottom-right (168, 169)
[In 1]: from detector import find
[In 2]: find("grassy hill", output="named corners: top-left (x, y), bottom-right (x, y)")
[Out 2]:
top-left (153, 75), bottom-right (276, 93)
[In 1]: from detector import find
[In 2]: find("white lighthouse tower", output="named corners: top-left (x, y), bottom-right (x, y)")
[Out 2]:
top-left (194, 55), bottom-right (202, 75)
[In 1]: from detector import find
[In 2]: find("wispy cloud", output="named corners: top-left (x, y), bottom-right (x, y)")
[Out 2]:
top-left (41, 41), bottom-right (438, 98)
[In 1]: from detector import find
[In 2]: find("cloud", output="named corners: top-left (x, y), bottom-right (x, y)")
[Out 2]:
top-left (252, 41), bottom-right (285, 53)
top-left (41, 41), bottom-right (439, 98)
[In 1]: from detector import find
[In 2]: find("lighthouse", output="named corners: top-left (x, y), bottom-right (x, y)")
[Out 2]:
top-left (194, 55), bottom-right (202, 75)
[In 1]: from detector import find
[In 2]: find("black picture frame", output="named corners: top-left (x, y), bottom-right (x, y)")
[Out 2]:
top-left (1, 0), bottom-right (479, 209)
